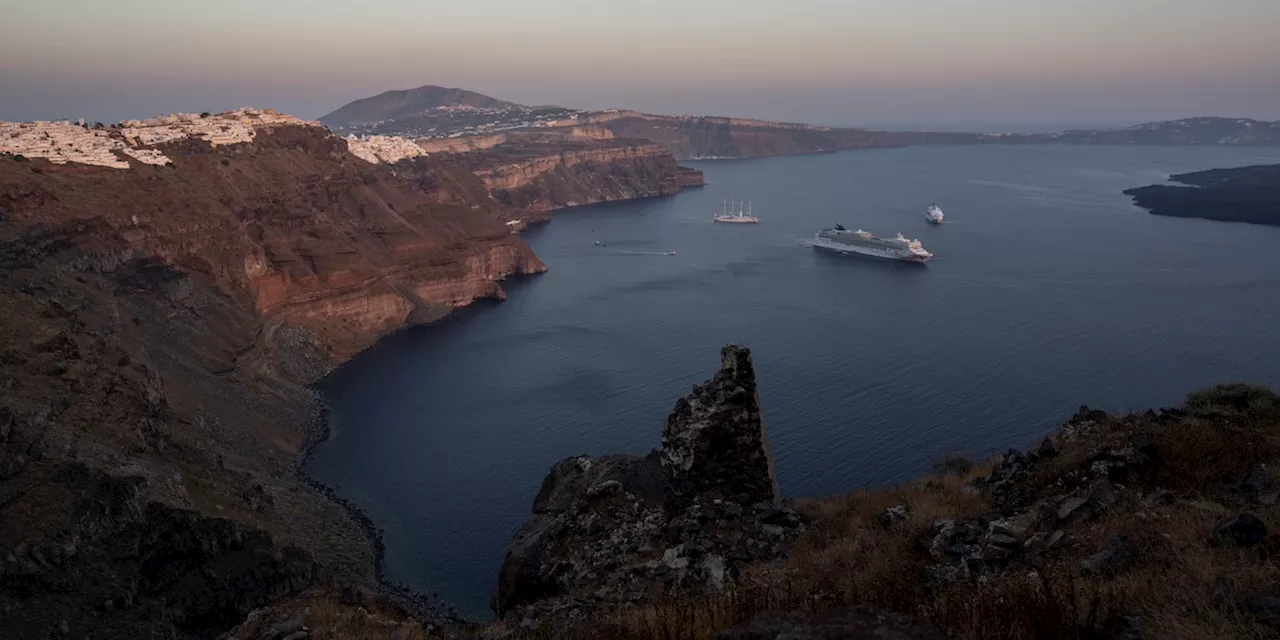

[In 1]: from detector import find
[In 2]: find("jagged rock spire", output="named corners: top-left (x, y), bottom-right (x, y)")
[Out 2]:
top-left (661, 344), bottom-right (780, 506)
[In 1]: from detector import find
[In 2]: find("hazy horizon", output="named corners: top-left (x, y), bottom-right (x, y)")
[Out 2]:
top-left (2, 0), bottom-right (1278, 129)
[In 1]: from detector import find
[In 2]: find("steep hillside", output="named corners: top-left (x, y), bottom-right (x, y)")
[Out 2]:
top-left (320, 85), bottom-right (517, 128)
top-left (491, 347), bottom-right (1280, 640)
top-left (0, 123), bottom-right (544, 638)
top-left (1125, 164), bottom-right (1280, 226)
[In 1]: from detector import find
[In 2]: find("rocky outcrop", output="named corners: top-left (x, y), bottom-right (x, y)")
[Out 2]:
top-left (454, 137), bottom-right (704, 217)
top-left (1124, 164), bottom-right (1280, 227)
top-left (494, 345), bottom-right (801, 624)
top-left (662, 345), bottom-right (779, 507)
top-left (0, 125), bottom-right (547, 637)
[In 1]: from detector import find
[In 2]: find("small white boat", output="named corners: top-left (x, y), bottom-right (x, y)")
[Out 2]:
top-left (926, 204), bottom-right (945, 224)
top-left (714, 199), bottom-right (760, 224)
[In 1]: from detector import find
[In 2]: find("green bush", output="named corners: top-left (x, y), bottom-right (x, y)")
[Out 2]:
top-left (1186, 383), bottom-right (1280, 418)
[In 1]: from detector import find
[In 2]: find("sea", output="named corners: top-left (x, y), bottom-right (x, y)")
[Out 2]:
top-left (305, 144), bottom-right (1280, 619)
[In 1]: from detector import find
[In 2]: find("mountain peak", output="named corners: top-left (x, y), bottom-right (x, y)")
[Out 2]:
top-left (319, 85), bottom-right (518, 128)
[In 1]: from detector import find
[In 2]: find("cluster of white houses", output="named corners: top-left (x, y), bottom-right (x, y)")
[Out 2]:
top-left (1, 108), bottom-right (320, 169)
top-left (0, 120), bottom-right (161, 168)
top-left (120, 108), bottom-right (317, 147)
top-left (343, 134), bottom-right (427, 164)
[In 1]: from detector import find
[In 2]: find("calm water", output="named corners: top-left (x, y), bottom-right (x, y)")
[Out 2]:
top-left (307, 145), bottom-right (1280, 618)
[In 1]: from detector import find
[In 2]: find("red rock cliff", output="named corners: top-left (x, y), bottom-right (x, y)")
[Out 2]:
top-left (448, 135), bottom-right (704, 218)
top-left (1, 125), bottom-right (545, 360)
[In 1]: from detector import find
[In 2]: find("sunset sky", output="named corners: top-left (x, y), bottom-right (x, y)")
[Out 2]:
top-left (2, 0), bottom-right (1278, 129)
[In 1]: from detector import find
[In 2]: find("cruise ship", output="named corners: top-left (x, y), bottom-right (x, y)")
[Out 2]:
top-left (812, 225), bottom-right (933, 263)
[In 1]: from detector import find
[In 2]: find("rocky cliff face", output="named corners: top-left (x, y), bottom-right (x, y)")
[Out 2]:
top-left (494, 345), bottom-right (803, 623)
top-left (1, 125), bottom-right (544, 359)
top-left (453, 137), bottom-right (704, 217)
top-left (0, 126), bottom-right (546, 638)
top-left (583, 112), bottom-right (990, 160)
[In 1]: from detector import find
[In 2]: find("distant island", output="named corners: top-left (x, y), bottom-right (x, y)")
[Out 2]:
top-left (1125, 164), bottom-right (1280, 227)
top-left (320, 85), bottom-right (1280, 159)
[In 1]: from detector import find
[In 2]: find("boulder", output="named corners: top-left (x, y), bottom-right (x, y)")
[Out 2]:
top-left (662, 345), bottom-right (780, 507)
top-left (1036, 437), bottom-right (1058, 458)
top-left (530, 453), bottom-right (661, 514)
top-left (878, 504), bottom-right (910, 528)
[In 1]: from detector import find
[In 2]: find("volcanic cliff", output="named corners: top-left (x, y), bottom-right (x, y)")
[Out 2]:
top-left (450, 133), bottom-right (704, 219)
top-left (0, 122), bottom-right (546, 638)
top-left (582, 111), bottom-right (990, 160)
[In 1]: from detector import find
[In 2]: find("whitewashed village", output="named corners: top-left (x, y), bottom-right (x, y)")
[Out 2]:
top-left (1, 108), bottom-right (431, 169)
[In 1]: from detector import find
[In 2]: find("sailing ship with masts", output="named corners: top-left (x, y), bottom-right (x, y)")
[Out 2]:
top-left (714, 198), bottom-right (760, 223)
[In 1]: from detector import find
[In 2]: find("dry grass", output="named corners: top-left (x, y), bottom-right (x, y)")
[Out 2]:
top-left (519, 388), bottom-right (1280, 640)
top-left (223, 589), bottom-right (438, 640)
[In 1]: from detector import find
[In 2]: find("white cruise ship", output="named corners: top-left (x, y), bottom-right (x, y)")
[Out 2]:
top-left (812, 225), bottom-right (933, 263)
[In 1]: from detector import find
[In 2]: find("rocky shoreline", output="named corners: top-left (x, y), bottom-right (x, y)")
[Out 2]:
top-left (295, 392), bottom-right (467, 629)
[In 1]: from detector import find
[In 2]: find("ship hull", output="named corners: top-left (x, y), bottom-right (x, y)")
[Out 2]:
top-left (714, 217), bottom-right (759, 224)
top-left (811, 236), bottom-right (930, 263)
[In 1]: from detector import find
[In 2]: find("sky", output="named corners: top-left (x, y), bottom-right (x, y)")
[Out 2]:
top-left (2, 0), bottom-right (1279, 130)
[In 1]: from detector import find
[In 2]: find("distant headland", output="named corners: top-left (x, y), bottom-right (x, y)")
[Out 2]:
top-left (1125, 164), bottom-right (1280, 227)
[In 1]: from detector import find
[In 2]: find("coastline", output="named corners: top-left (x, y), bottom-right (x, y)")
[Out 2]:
top-left (296, 389), bottom-right (470, 627)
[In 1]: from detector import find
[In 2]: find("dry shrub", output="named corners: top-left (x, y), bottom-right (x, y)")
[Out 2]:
top-left (1152, 417), bottom-right (1279, 490)
top-left (1186, 383), bottom-right (1280, 419)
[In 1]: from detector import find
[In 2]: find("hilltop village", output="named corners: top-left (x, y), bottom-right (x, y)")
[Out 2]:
top-left (0, 108), bottom-right (429, 168)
